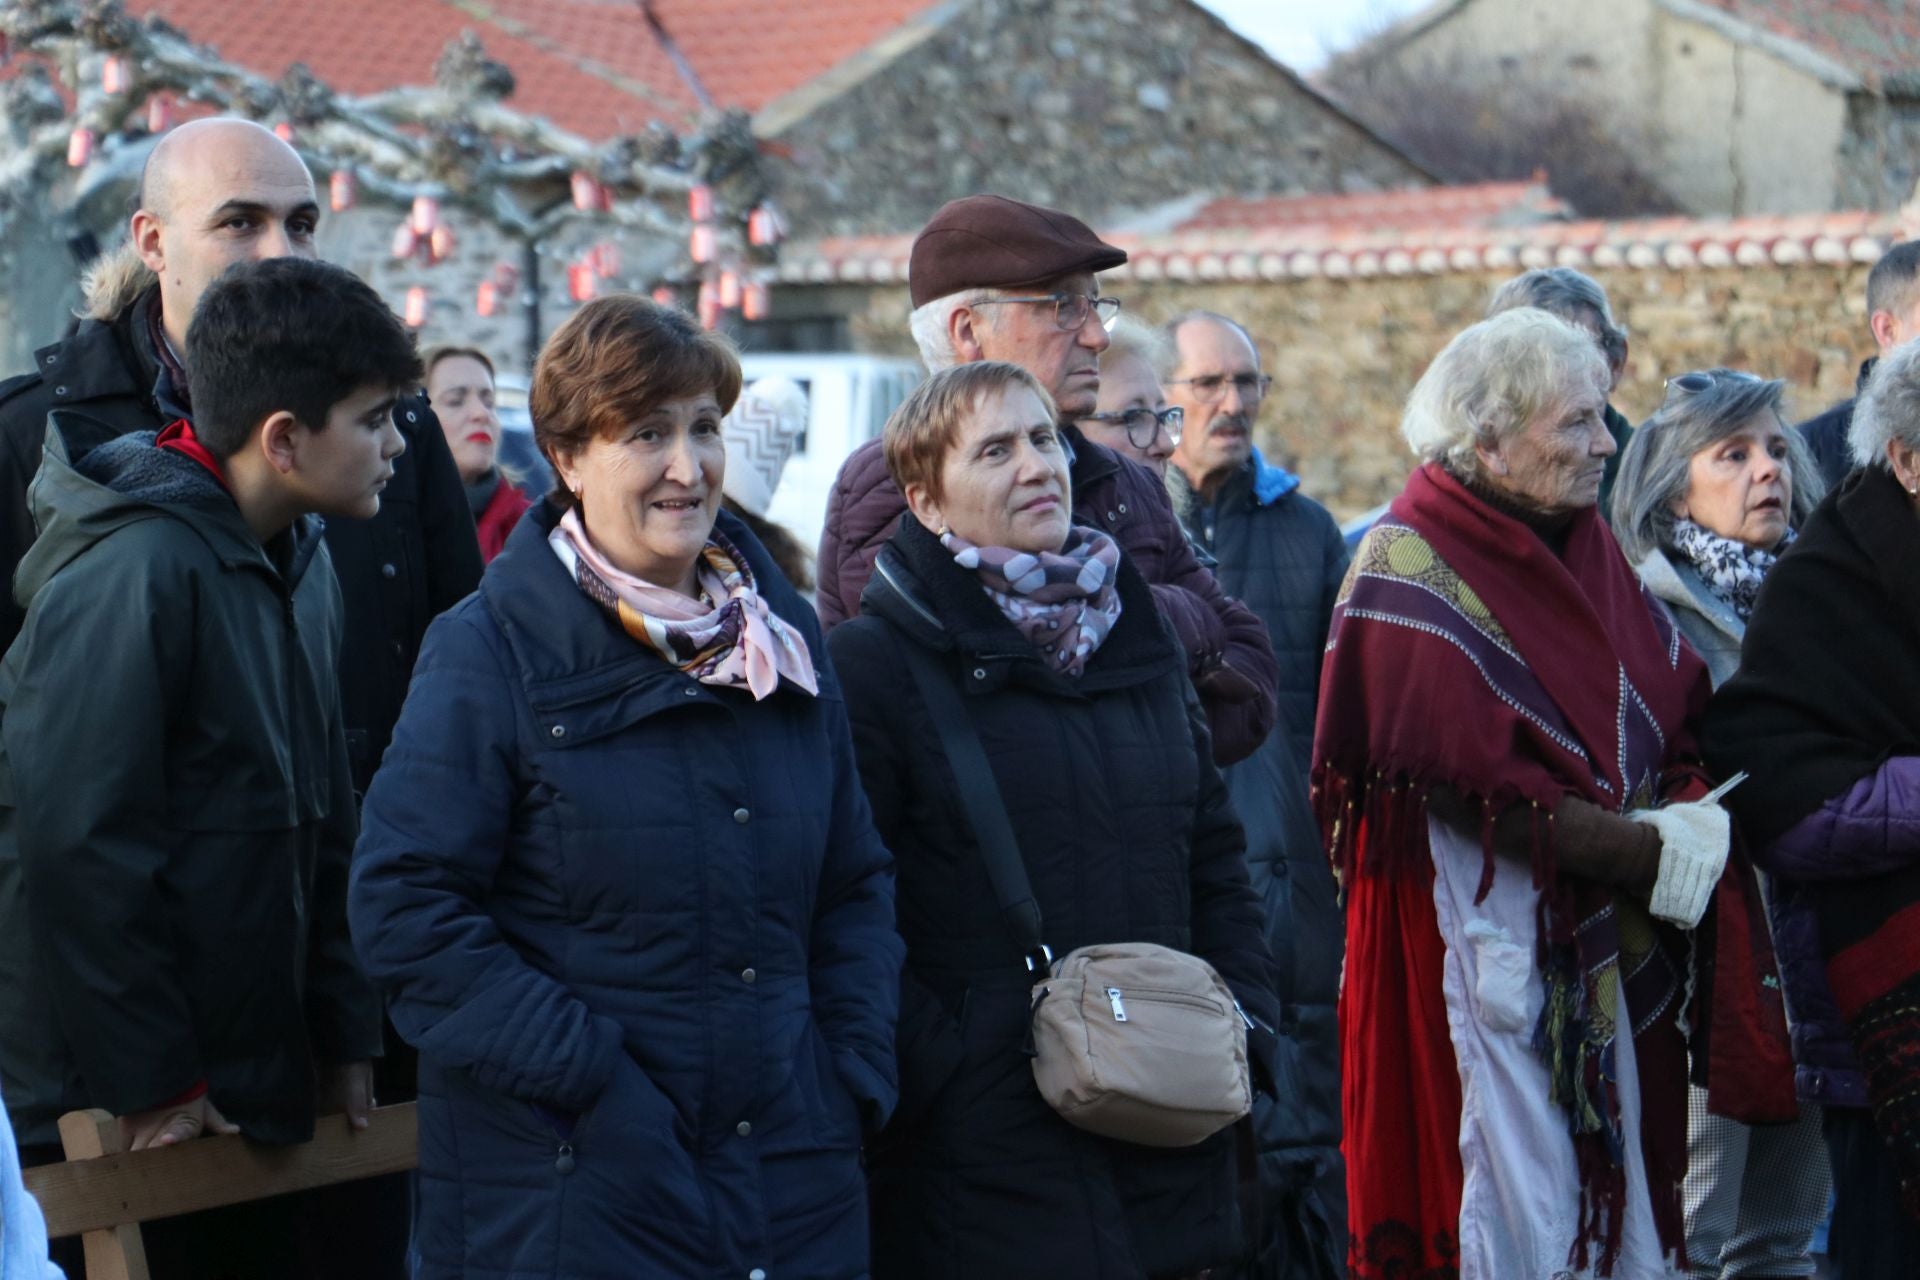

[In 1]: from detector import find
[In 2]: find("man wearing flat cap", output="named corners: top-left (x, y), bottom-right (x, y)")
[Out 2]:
top-left (816, 194), bottom-right (1279, 767)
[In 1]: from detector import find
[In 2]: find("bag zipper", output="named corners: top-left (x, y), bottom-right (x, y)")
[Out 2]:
top-left (1106, 987), bottom-right (1127, 1022)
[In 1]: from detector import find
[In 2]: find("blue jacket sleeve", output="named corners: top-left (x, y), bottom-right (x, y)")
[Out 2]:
top-left (348, 608), bottom-right (623, 1112)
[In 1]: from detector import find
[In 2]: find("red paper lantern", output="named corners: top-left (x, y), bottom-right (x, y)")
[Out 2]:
top-left (590, 242), bottom-right (621, 279)
top-left (390, 223), bottom-right (418, 260)
top-left (689, 225), bottom-right (717, 264)
top-left (428, 224), bottom-right (456, 264)
top-left (717, 270), bottom-right (742, 309)
top-left (410, 196), bottom-right (439, 236)
top-left (102, 56), bottom-right (131, 95)
top-left (747, 205), bottom-right (783, 247)
top-left (404, 287), bottom-right (429, 328)
top-left (273, 122), bottom-right (296, 143)
top-left (145, 95), bottom-right (173, 133)
top-left (570, 171), bottom-right (601, 212)
top-left (650, 286), bottom-right (677, 307)
top-left (476, 280), bottom-right (498, 317)
top-left (492, 261), bottom-right (520, 293)
top-left (688, 184), bottom-right (715, 222)
top-left (697, 280), bottom-right (721, 330)
top-left (329, 169), bottom-right (357, 213)
top-left (66, 128), bottom-right (94, 168)
top-left (742, 281), bottom-right (770, 321)
top-left (567, 263), bottom-right (597, 304)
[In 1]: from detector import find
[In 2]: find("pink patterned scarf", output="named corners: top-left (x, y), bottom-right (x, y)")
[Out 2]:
top-left (942, 525), bottom-right (1123, 678)
top-left (550, 508), bottom-right (817, 701)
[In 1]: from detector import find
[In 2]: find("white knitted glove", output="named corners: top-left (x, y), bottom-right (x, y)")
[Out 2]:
top-left (1629, 799), bottom-right (1731, 929)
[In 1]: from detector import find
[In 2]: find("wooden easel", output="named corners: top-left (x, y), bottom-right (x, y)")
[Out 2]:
top-left (20, 1103), bottom-right (418, 1280)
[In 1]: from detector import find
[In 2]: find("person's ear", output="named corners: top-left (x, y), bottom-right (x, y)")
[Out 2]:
top-left (258, 411), bottom-right (302, 477)
top-left (950, 305), bottom-right (988, 363)
top-left (1888, 438), bottom-right (1920, 496)
top-left (1473, 432), bottom-right (1511, 479)
top-left (1871, 309), bottom-right (1900, 352)
top-left (903, 479), bottom-right (944, 536)
top-left (550, 448), bottom-right (582, 502)
top-left (130, 209), bottom-right (166, 276)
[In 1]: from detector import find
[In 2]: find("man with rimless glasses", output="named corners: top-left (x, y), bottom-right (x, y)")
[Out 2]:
top-left (815, 194), bottom-right (1279, 768)
top-left (1163, 308), bottom-right (1352, 1276)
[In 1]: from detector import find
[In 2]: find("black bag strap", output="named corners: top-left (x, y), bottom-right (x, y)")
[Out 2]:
top-left (893, 629), bottom-right (1052, 973)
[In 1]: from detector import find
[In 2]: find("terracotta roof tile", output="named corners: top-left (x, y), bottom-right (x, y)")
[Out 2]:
top-left (643, 0), bottom-right (942, 113)
top-left (1177, 181), bottom-right (1568, 232)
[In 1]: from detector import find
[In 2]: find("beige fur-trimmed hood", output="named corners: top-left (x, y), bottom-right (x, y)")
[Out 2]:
top-left (78, 242), bottom-right (157, 324)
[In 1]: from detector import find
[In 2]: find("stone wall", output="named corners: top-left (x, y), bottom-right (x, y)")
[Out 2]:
top-left (797, 260), bottom-right (1874, 521)
top-left (764, 0), bottom-right (1430, 239)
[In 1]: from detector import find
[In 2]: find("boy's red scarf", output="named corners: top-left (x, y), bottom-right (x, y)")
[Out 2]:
top-left (1313, 464), bottom-right (1791, 1278)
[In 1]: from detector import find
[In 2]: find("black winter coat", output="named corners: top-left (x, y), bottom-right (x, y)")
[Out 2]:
top-left (0, 284), bottom-right (482, 792)
top-left (349, 504), bottom-right (903, 1280)
top-left (830, 514), bottom-right (1283, 1280)
top-left (1796, 357), bottom-right (1876, 493)
top-left (1171, 454), bottom-right (1349, 1275)
top-left (0, 422), bottom-right (380, 1147)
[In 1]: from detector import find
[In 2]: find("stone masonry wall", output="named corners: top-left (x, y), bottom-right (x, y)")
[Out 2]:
top-left (766, 0), bottom-right (1430, 238)
top-left (818, 261), bottom-right (1873, 520)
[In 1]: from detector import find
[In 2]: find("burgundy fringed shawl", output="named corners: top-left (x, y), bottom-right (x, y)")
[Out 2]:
top-left (1315, 464), bottom-right (1714, 1278)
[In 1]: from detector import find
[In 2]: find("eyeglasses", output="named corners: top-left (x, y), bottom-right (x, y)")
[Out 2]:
top-left (1164, 372), bottom-right (1273, 404)
top-left (1082, 405), bottom-right (1185, 450)
top-left (1664, 369), bottom-right (1762, 400)
top-left (971, 292), bottom-right (1123, 333)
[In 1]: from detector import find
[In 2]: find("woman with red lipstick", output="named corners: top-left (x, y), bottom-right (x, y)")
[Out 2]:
top-left (1611, 370), bottom-right (1830, 1280)
top-left (830, 361), bottom-right (1282, 1280)
top-left (424, 345), bottom-right (529, 561)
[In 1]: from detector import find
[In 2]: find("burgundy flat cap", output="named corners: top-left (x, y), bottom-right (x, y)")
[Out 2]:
top-left (908, 194), bottom-right (1128, 308)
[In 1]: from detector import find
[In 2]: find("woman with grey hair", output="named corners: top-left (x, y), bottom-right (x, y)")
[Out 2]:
top-left (1705, 338), bottom-right (1920, 1277)
top-left (1610, 370), bottom-right (1831, 1280)
top-left (1317, 308), bottom-right (1791, 1278)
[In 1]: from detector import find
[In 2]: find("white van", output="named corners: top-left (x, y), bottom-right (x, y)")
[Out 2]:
top-left (738, 353), bottom-right (923, 556)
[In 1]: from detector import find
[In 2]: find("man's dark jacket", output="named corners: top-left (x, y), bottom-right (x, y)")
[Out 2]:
top-left (816, 427), bottom-right (1278, 766)
top-left (0, 274), bottom-right (483, 793)
top-left (0, 422), bottom-right (381, 1147)
top-left (831, 512), bottom-right (1283, 1280)
top-left (1797, 358), bottom-right (1877, 493)
top-left (1171, 449), bottom-right (1349, 1277)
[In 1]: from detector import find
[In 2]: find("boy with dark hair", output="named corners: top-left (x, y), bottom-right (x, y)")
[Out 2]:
top-left (0, 256), bottom-right (414, 1278)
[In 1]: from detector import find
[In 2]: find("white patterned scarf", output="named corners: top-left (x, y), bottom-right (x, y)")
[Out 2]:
top-left (1669, 517), bottom-right (1793, 622)
top-left (941, 525), bottom-right (1123, 677)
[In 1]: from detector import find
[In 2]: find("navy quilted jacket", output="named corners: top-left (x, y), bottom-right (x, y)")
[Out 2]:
top-left (349, 502), bottom-right (902, 1280)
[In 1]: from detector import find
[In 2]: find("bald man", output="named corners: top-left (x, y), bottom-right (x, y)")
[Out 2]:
top-left (0, 119), bottom-right (476, 1279)
top-left (0, 119), bottom-right (480, 769)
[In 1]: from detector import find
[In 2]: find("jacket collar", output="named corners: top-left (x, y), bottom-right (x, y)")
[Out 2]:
top-left (1858, 356), bottom-right (1879, 396)
top-left (1249, 446), bottom-right (1300, 505)
top-left (1635, 545), bottom-right (1745, 643)
top-left (31, 285), bottom-right (162, 413)
top-left (481, 501), bottom-right (824, 735)
top-left (859, 512), bottom-right (1178, 697)
top-left (1061, 420), bottom-right (1118, 495)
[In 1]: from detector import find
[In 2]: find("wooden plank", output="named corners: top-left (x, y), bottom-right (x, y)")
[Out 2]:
top-left (26, 1102), bottom-right (418, 1240)
top-left (56, 1109), bottom-right (148, 1280)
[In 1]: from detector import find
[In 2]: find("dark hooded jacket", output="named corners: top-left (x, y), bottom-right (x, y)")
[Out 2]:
top-left (816, 428), bottom-right (1277, 767)
top-left (0, 420), bottom-right (380, 1148)
top-left (349, 502), bottom-right (902, 1280)
top-left (830, 513), bottom-right (1284, 1280)
top-left (1169, 450), bottom-right (1349, 1273)
top-left (0, 259), bottom-right (481, 793)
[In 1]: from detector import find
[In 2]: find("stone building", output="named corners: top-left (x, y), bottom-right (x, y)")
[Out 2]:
top-left (0, 0), bottom-right (1432, 376)
top-left (1327, 0), bottom-right (1920, 218)
top-left (773, 181), bottom-right (1911, 517)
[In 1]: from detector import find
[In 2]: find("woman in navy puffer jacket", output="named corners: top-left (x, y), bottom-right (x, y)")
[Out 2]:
top-left (350, 297), bottom-right (903, 1280)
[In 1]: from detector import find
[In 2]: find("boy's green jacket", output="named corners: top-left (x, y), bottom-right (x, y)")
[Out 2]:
top-left (0, 416), bottom-right (381, 1148)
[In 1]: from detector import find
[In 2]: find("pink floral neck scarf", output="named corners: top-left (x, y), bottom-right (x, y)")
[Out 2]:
top-left (550, 508), bottom-right (817, 701)
top-left (941, 525), bottom-right (1123, 677)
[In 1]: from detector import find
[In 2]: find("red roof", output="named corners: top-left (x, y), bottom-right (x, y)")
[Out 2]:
top-left (120, 0), bottom-right (938, 138)
top-left (1178, 181), bottom-right (1568, 232)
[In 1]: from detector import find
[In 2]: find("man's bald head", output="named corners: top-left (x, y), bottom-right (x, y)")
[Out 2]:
top-left (130, 117), bottom-right (320, 357)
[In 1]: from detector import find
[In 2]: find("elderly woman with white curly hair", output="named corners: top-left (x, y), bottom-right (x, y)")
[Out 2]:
top-left (1706, 339), bottom-right (1920, 1278)
top-left (1610, 370), bottom-right (1831, 1280)
top-left (1314, 309), bottom-right (1794, 1280)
